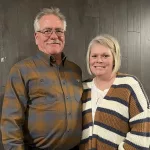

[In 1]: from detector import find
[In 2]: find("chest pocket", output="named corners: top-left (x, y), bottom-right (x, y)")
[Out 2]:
top-left (28, 78), bottom-right (58, 105)
top-left (73, 79), bottom-right (83, 102)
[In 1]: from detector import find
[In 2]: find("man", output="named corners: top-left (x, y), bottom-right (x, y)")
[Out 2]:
top-left (1, 8), bottom-right (83, 150)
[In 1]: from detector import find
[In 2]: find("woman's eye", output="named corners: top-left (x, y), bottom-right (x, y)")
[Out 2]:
top-left (103, 55), bottom-right (109, 58)
top-left (91, 55), bottom-right (97, 58)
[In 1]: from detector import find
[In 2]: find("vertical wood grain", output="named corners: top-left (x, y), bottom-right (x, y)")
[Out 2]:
top-left (127, 32), bottom-right (141, 79)
top-left (127, 0), bottom-right (141, 80)
top-left (113, 0), bottom-right (128, 72)
top-left (99, 0), bottom-right (114, 35)
top-left (141, 0), bottom-right (150, 98)
top-left (83, 16), bottom-right (99, 79)
top-left (0, 3), bottom-right (5, 94)
top-left (0, 4), bottom-right (3, 91)
top-left (0, 3), bottom-right (4, 149)
top-left (128, 0), bottom-right (141, 32)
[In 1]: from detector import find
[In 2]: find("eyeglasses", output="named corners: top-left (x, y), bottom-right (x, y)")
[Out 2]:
top-left (37, 28), bottom-right (65, 37)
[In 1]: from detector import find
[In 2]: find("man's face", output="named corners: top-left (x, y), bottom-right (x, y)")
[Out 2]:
top-left (35, 14), bottom-right (65, 55)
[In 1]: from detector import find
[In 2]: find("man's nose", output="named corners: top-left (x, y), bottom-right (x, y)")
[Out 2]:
top-left (50, 30), bottom-right (58, 38)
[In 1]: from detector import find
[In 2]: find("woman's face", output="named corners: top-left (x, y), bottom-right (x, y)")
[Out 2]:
top-left (89, 43), bottom-right (114, 77)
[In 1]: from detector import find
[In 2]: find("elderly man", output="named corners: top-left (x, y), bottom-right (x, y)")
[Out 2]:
top-left (1, 7), bottom-right (83, 150)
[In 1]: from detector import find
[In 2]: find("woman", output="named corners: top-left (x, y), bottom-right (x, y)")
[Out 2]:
top-left (80, 34), bottom-right (150, 150)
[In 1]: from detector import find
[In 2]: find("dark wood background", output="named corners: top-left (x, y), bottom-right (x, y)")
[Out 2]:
top-left (1, 0), bottom-right (150, 149)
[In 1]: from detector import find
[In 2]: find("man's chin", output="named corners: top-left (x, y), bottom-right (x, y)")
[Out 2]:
top-left (47, 49), bottom-right (63, 55)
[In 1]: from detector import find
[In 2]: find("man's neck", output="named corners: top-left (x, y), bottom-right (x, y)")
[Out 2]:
top-left (51, 53), bottom-right (62, 65)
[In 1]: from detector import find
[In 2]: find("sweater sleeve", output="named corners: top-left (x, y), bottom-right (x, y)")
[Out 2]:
top-left (118, 77), bottom-right (150, 150)
top-left (1, 66), bottom-right (28, 150)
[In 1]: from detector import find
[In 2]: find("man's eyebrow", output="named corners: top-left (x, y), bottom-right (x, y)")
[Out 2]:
top-left (43, 28), bottom-right (52, 30)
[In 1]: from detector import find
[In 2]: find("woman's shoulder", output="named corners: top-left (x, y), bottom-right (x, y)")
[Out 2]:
top-left (116, 72), bottom-right (140, 85)
top-left (82, 78), bottom-right (93, 89)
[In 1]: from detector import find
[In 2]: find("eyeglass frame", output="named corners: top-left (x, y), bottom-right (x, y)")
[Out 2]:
top-left (36, 28), bottom-right (65, 37)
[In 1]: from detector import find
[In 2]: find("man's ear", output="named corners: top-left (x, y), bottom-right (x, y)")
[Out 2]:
top-left (34, 33), bottom-right (38, 45)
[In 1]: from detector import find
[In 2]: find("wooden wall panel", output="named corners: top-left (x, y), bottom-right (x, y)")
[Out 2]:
top-left (82, 17), bottom-right (99, 79)
top-left (84, 0), bottom-right (99, 17)
top-left (121, 57), bottom-right (128, 73)
top-left (127, 0), bottom-right (141, 80)
top-left (99, 0), bottom-right (114, 35)
top-left (0, 3), bottom-right (4, 146)
top-left (65, 7), bottom-right (86, 78)
top-left (1, 2), bottom-right (20, 79)
top-left (82, 0), bottom-right (100, 79)
top-left (141, 0), bottom-right (150, 97)
top-left (16, 1), bottom-right (37, 58)
top-left (0, 4), bottom-right (4, 148)
top-left (113, 0), bottom-right (128, 72)
top-left (128, 0), bottom-right (141, 32)
top-left (127, 32), bottom-right (141, 79)
top-left (0, 3), bottom-right (5, 95)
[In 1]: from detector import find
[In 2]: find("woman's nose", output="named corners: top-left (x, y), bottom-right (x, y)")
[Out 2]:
top-left (97, 56), bottom-right (103, 62)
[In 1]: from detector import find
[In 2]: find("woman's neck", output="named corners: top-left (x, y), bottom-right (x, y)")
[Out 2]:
top-left (94, 73), bottom-right (116, 91)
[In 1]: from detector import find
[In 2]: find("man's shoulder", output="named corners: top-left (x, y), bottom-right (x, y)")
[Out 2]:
top-left (82, 78), bottom-right (93, 83)
top-left (66, 60), bottom-right (80, 67)
top-left (13, 56), bottom-right (36, 69)
top-left (66, 60), bottom-right (81, 71)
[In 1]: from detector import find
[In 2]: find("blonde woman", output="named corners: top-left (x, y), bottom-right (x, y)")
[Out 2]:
top-left (80, 34), bottom-right (150, 150)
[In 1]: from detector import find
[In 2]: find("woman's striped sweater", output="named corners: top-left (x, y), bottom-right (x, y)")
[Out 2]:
top-left (80, 73), bottom-right (150, 150)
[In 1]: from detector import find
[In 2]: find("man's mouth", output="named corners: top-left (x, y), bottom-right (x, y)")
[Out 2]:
top-left (47, 42), bottom-right (60, 45)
